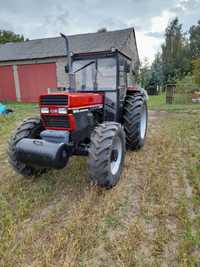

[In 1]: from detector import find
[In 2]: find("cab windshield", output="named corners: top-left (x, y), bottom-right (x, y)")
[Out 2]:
top-left (72, 57), bottom-right (116, 91)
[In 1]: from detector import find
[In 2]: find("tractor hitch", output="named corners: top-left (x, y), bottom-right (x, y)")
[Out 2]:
top-left (15, 138), bottom-right (69, 169)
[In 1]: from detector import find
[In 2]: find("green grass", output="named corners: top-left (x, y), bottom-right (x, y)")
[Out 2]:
top-left (148, 94), bottom-right (200, 112)
top-left (0, 102), bottom-right (200, 266)
top-left (162, 113), bottom-right (200, 266)
top-left (1, 101), bottom-right (37, 110)
top-left (0, 102), bottom-right (38, 138)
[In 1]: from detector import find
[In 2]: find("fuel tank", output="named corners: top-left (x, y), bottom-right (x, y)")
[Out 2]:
top-left (15, 138), bottom-right (68, 169)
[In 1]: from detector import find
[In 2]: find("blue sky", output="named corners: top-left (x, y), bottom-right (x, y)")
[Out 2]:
top-left (0, 0), bottom-right (199, 62)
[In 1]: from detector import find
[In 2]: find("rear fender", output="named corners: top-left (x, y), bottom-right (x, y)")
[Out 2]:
top-left (127, 86), bottom-right (148, 101)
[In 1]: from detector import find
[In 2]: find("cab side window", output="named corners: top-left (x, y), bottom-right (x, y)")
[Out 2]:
top-left (119, 57), bottom-right (126, 87)
top-left (118, 56), bottom-right (129, 88)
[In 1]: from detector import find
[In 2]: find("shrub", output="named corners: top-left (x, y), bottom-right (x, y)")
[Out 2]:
top-left (192, 58), bottom-right (200, 87)
top-left (176, 75), bottom-right (199, 94)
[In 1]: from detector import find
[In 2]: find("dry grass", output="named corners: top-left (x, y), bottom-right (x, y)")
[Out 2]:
top-left (0, 105), bottom-right (200, 266)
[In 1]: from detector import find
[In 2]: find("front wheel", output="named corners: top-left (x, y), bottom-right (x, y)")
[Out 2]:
top-left (8, 117), bottom-right (47, 176)
top-left (88, 122), bottom-right (126, 189)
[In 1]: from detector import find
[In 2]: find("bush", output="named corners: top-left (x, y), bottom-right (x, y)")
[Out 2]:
top-left (192, 58), bottom-right (200, 87)
top-left (175, 75), bottom-right (199, 104)
top-left (176, 75), bottom-right (199, 94)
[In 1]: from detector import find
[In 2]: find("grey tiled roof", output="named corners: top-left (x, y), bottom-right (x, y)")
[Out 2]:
top-left (0, 28), bottom-right (137, 62)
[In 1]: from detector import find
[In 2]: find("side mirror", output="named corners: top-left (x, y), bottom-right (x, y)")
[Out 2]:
top-left (65, 64), bottom-right (69, 73)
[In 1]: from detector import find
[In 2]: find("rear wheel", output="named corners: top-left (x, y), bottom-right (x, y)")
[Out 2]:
top-left (8, 117), bottom-right (47, 176)
top-left (88, 122), bottom-right (126, 189)
top-left (123, 94), bottom-right (148, 150)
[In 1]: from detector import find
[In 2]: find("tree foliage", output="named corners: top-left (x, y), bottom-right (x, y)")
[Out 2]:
top-left (151, 53), bottom-right (164, 86)
top-left (97, 28), bottom-right (107, 33)
top-left (192, 58), bottom-right (200, 86)
top-left (161, 18), bottom-right (191, 83)
top-left (176, 75), bottom-right (198, 93)
top-left (145, 17), bottom-right (200, 90)
top-left (189, 21), bottom-right (200, 59)
top-left (139, 58), bottom-right (152, 89)
top-left (0, 30), bottom-right (26, 45)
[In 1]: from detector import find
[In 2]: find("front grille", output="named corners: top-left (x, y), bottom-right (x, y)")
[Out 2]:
top-left (40, 95), bottom-right (68, 106)
top-left (42, 115), bottom-right (70, 129)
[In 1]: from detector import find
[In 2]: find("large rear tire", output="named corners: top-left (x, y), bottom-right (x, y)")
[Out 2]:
top-left (88, 122), bottom-right (126, 189)
top-left (8, 117), bottom-right (47, 176)
top-left (123, 94), bottom-right (148, 150)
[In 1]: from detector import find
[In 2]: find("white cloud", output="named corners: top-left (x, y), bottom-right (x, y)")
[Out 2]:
top-left (136, 31), bottom-right (163, 63)
top-left (135, 9), bottom-right (176, 63)
top-left (151, 10), bottom-right (175, 32)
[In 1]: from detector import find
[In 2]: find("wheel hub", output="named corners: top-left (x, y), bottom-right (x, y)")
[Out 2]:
top-left (110, 136), bottom-right (123, 176)
top-left (111, 149), bottom-right (118, 162)
top-left (140, 105), bottom-right (147, 139)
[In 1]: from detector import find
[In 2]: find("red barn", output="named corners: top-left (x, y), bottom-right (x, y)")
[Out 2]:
top-left (0, 28), bottom-right (139, 102)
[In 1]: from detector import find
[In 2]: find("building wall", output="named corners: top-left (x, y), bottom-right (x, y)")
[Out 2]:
top-left (121, 30), bottom-right (140, 72)
top-left (0, 57), bottom-right (68, 102)
top-left (0, 36), bottom-right (139, 102)
top-left (56, 58), bottom-right (69, 87)
top-left (0, 66), bottom-right (16, 101)
top-left (121, 31), bottom-right (140, 84)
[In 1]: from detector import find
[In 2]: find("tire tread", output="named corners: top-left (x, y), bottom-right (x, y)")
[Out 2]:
top-left (123, 94), bottom-right (147, 150)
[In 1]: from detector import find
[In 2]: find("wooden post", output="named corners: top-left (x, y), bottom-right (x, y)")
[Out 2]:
top-left (166, 84), bottom-right (176, 104)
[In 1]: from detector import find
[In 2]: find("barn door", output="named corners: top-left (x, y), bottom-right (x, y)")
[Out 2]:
top-left (18, 63), bottom-right (57, 102)
top-left (0, 66), bottom-right (16, 101)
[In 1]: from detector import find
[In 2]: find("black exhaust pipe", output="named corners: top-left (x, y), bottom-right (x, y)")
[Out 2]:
top-left (60, 32), bottom-right (76, 91)
top-left (15, 138), bottom-right (68, 169)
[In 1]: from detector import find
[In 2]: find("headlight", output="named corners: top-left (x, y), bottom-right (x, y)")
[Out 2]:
top-left (40, 107), bottom-right (49, 114)
top-left (58, 107), bottom-right (67, 114)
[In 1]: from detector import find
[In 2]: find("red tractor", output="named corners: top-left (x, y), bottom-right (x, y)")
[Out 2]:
top-left (8, 34), bottom-right (148, 189)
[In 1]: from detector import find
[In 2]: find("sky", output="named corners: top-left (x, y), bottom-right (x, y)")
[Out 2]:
top-left (0, 0), bottom-right (199, 63)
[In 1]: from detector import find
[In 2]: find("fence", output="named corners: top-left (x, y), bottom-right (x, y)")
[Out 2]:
top-left (165, 84), bottom-right (200, 104)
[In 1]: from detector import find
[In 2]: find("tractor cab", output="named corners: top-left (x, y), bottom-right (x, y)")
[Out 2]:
top-left (66, 50), bottom-right (132, 121)
top-left (71, 51), bottom-right (131, 92)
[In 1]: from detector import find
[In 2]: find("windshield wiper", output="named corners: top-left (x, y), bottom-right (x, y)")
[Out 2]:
top-left (74, 61), bottom-right (95, 73)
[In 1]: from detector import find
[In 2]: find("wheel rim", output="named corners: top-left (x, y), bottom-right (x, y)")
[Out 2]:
top-left (110, 136), bottom-right (123, 176)
top-left (140, 105), bottom-right (147, 139)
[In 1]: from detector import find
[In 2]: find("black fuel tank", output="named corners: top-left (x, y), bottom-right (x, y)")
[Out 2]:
top-left (15, 138), bottom-right (68, 169)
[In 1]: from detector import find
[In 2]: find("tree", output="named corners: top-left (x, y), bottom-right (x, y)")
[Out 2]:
top-left (151, 53), bottom-right (164, 87)
top-left (176, 75), bottom-right (198, 94)
top-left (161, 18), bottom-right (191, 83)
top-left (192, 58), bottom-right (200, 87)
top-left (97, 28), bottom-right (107, 33)
top-left (189, 21), bottom-right (200, 59)
top-left (139, 58), bottom-right (152, 89)
top-left (0, 30), bottom-right (26, 45)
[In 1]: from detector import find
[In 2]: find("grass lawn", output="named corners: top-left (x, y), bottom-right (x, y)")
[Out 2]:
top-left (0, 102), bottom-right (200, 266)
top-left (0, 103), bottom-right (38, 138)
top-left (148, 94), bottom-right (200, 112)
